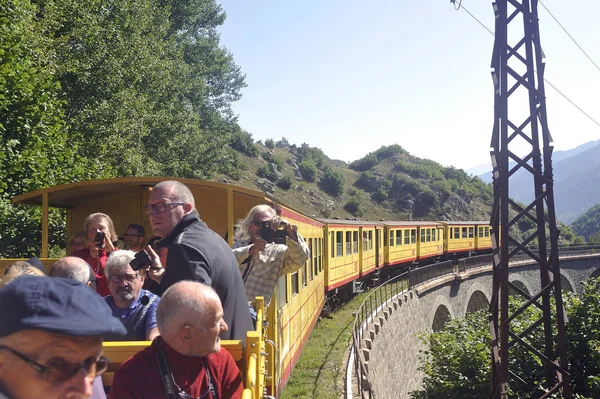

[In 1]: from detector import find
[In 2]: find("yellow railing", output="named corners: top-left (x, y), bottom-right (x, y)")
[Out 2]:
top-left (102, 296), bottom-right (268, 398)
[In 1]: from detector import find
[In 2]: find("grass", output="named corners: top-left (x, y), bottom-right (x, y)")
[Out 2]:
top-left (280, 291), bottom-right (370, 399)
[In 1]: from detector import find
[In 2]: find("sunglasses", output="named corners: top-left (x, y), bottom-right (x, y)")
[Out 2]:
top-left (0, 345), bottom-right (110, 383)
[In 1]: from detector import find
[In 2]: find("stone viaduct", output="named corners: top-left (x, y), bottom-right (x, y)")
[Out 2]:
top-left (356, 254), bottom-right (600, 399)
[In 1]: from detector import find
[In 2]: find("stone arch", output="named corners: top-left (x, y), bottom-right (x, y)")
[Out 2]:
top-left (589, 268), bottom-right (600, 280)
top-left (464, 282), bottom-right (491, 317)
top-left (466, 290), bottom-right (489, 314)
top-left (560, 273), bottom-right (574, 293)
top-left (432, 305), bottom-right (451, 331)
top-left (508, 274), bottom-right (531, 299)
top-left (430, 295), bottom-right (454, 332)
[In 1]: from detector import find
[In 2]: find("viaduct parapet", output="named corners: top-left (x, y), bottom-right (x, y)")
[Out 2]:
top-left (360, 255), bottom-right (600, 399)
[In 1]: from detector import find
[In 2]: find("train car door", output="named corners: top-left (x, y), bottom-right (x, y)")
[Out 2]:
top-left (375, 227), bottom-right (380, 268)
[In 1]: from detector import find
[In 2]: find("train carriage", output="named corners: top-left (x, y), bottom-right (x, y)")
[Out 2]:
top-left (5, 177), bottom-right (328, 398)
top-left (1, 177), bottom-right (495, 398)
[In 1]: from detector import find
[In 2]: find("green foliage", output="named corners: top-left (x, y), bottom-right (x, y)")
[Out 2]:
top-left (277, 175), bottom-right (293, 190)
top-left (411, 310), bottom-right (491, 399)
top-left (344, 196), bottom-right (362, 216)
top-left (319, 167), bottom-right (345, 197)
top-left (571, 203), bottom-right (600, 241)
top-left (257, 165), bottom-right (278, 181)
top-left (412, 285), bottom-right (600, 399)
top-left (567, 278), bottom-right (600, 397)
top-left (589, 232), bottom-right (600, 244)
top-left (262, 152), bottom-right (283, 171)
top-left (265, 138), bottom-right (275, 149)
top-left (349, 144), bottom-right (406, 171)
top-left (276, 137), bottom-right (290, 148)
top-left (296, 143), bottom-right (326, 168)
top-left (298, 159), bottom-right (318, 183)
top-left (231, 128), bottom-right (259, 157)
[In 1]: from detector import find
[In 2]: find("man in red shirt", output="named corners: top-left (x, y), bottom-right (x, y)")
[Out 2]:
top-left (109, 281), bottom-right (243, 399)
top-left (70, 212), bottom-right (118, 297)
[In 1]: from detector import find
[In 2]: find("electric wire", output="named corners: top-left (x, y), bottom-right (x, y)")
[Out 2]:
top-left (451, 1), bottom-right (600, 129)
top-left (539, 1), bottom-right (600, 75)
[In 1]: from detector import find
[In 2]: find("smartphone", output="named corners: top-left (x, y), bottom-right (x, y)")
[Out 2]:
top-left (129, 250), bottom-right (153, 271)
top-left (94, 231), bottom-right (105, 248)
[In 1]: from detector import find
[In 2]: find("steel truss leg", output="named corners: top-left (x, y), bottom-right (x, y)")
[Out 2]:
top-left (489, 0), bottom-right (571, 398)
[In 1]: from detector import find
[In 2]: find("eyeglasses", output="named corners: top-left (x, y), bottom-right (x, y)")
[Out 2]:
top-left (109, 274), bottom-right (138, 284)
top-left (122, 233), bottom-right (142, 239)
top-left (0, 345), bottom-right (110, 383)
top-left (143, 202), bottom-right (185, 214)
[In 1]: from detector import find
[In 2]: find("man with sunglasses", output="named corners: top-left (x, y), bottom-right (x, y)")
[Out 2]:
top-left (142, 180), bottom-right (252, 341)
top-left (0, 275), bottom-right (126, 399)
top-left (104, 250), bottom-right (160, 341)
top-left (109, 281), bottom-right (243, 399)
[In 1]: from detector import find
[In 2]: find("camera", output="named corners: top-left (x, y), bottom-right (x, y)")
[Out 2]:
top-left (129, 250), bottom-right (153, 271)
top-left (93, 231), bottom-right (105, 248)
top-left (260, 221), bottom-right (287, 244)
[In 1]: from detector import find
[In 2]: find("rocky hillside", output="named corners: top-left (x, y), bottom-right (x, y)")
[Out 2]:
top-left (219, 132), bottom-right (493, 222)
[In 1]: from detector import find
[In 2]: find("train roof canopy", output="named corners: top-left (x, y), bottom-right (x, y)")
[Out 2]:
top-left (12, 177), bottom-right (266, 208)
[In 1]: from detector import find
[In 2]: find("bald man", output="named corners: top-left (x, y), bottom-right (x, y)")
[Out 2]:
top-left (109, 281), bottom-right (243, 399)
top-left (49, 256), bottom-right (97, 291)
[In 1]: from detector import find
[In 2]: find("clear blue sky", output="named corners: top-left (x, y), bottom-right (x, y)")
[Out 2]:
top-left (217, 0), bottom-right (600, 171)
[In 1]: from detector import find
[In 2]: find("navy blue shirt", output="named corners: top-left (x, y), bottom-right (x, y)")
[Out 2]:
top-left (104, 289), bottom-right (159, 341)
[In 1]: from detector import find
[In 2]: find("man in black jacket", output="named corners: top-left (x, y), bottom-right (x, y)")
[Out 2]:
top-left (143, 180), bottom-right (252, 341)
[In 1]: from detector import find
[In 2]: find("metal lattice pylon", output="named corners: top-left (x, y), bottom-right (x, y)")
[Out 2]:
top-left (489, 0), bottom-right (571, 398)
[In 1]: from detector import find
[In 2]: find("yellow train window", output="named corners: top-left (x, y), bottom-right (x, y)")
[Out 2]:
top-left (346, 231), bottom-right (352, 255)
top-left (468, 227), bottom-right (474, 238)
top-left (462, 227), bottom-right (468, 238)
top-left (277, 275), bottom-right (287, 307)
top-left (411, 229), bottom-right (417, 244)
top-left (420, 229), bottom-right (425, 243)
top-left (336, 232), bottom-right (343, 257)
top-left (353, 231), bottom-right (358, 254)
top-left (389, 230), bottom-right (394, 247)
top-left (396, 230), bottom-right (402, 246)
top-left (432, 229), bottom-right (436, 241)
top-left (291, 272), bottom-right (299, 295)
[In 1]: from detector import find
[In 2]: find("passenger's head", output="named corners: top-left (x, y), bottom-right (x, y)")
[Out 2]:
top-left (235, 204), bottom-right (277, 241)
top-left (69, 231), bottom-right (87, 252)
top-left (84, 213), bottom-right (117, 250)
top-left (49, 257), bottom-right (93, 286)
top-left (0, 276), bottom-right (126, 399)
top-left (123, 223), bottom-right (145, 251)
top-left (147, 181), bottom-right (195, 238)
top-left (105, 250), bottom-right (143, 307)
top-left (156, 281), bottom-right (227, 357)
top-left (1, 262), bottom-right (45, 287)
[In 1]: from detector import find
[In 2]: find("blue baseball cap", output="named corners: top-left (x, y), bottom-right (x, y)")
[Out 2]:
top-left (0, 275), bottom-right (126, 337)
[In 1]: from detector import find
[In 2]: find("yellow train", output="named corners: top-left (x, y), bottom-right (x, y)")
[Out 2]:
top-left (0, 177), bottom-right (492, 397)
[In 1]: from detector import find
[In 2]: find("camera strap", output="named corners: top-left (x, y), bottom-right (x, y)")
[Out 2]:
top-left (155, 338), bottom-right (218, 399)
top-left (241, 255), bottom-right (254, 283)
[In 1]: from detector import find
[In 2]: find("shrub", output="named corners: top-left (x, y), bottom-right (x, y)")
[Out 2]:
top-left (319, 167), bottom-right (345, 197)
top-left (277, 175), bottom-right (293, 190)
top-left (298, 159), bottom-right (317, 183)
top-left (265, 138), bottom-right (275, 149)
top-left (344, 197), bottom-right (362, 216)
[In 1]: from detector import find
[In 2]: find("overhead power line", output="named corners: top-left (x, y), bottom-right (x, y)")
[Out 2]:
top-left (450, 0), bottom-right (600, 129)
top-left (539, 1), bottom-right (600, 75)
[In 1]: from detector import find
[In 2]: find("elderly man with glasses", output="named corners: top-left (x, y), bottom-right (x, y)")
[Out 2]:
top-left (0, 275), bottom-right (126, 399)
top-left (142, 180), bottom-right (252, 341)
top-left (103, 250), bottom-right (160, 341)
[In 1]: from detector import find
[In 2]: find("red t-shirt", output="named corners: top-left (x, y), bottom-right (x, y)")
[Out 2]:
top-left (109, 338), bottom-right (243, 399)
top-left (70, 248), bottom-right (110, 297)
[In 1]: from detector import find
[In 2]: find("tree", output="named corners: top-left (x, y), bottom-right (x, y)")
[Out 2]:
top-left (298, 159), bottom-right (317, 183)
top-left (319, 167), bottom-right (345, 197)
top-left (411, 285), bottom-right (600, 399)
top-left (265, 138), bottom-right (275, 149)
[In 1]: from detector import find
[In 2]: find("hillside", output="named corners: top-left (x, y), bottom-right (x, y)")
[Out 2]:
top-left (478, 140), bottom-right (600, 224)
top-left (220, 133), bottom-right (493, 222)
top-left (571, 203), bottom-right (600, 242)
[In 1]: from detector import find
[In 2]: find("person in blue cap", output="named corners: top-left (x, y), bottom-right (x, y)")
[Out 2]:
top-left (0, 275), bottom-right (126, 399)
